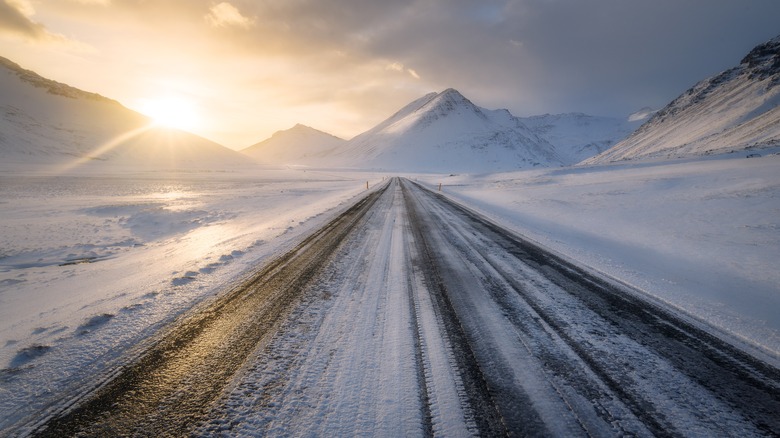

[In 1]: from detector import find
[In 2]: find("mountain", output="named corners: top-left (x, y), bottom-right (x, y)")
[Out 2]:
top-left (0, 57), bottom-right (250, 171)
top-left (241, 124), bottom-right (345, 165)
top-left (585, 35), bottom-right (780, 164)
top-left (519, 113), bottom-right (640, 165)
top-left (327, 88), bottom-right (563, 172)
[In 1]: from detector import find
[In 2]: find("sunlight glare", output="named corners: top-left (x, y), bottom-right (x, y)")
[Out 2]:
top-left (139, 96), bottom-right (201, 131)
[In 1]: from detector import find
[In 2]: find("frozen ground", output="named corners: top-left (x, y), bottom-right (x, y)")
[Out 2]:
top-left (0, 167), bottom-right (382, 430)
top-left (23, 178), bottom-right (776, 436)
top-left (2, 153), bottom-right (779, 433)
top-left (419, 152), bottom-right (780, 362)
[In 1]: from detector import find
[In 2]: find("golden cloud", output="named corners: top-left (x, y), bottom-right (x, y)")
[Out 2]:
top-left (205, 2), bottom-right (254, 29)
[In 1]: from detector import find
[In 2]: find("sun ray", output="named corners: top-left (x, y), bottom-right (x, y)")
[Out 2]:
top-left (52, 123), bottom-right (155, 174)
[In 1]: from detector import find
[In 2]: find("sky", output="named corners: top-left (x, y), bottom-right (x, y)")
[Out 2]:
top-left (1, 0), bottom-right (779, 150)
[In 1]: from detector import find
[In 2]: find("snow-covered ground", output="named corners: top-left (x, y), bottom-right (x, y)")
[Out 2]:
top-left (419, 152), bottom-right (780, 363)
top-left (2, 152), bottom-right (779, 431)
top-left (0, 167), bottom-right (383, 430)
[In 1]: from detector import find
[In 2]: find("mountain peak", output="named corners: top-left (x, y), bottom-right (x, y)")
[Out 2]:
top-left (738, 35), bottom-right (780, 83)
top-left (429, 88), bottom-right (472, 107)
top-left (327, 88), bottom-right (567, 172)
top-left (439, 87), bottom-right (465, 98)
top-left (242, 124), bottom-right (344, 164)
top-left (410, 88), bottom-right (487, 126)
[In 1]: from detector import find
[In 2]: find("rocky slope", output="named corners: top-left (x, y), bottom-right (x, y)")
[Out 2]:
top-left (585, 35), bottom-right (780, 164)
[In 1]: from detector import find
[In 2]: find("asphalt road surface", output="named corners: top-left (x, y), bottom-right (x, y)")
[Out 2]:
top-left (32, 178), bottom-right (780, 437)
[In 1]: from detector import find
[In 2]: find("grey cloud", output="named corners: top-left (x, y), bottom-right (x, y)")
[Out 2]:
top-left (331, 0), bottom-right (780, 116)
top-left (205, 0), bottom-right (780, 117)
top-left (0, 0), bottom-right (48, 39)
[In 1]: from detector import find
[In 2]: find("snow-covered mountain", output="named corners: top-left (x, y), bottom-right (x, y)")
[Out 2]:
top-left (241, 124), bottom-right (345, 165)
top-left (0, 57), bottom-right (250, 171)
top-left (519, 113), bottom-right (641, 165)
top-left (328, 88), bottom-right (563, 172)
top-left (585, 35), bottom-right (780, 164)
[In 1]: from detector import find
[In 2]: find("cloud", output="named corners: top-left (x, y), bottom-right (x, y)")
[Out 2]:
top-left (5, 0), bottom-right (780, 145)
top-left (386, 61), bottom-right (420, 79)
top-left (0, 0), bottom-right (94, 51)
top-left (386, 62), bottom-right (404, 72)
top-left (0, 0), bottom-right (48, 39)
top-left (63, 0), bottom-right (110, 4)
top-left (205, 2), bottom-right (254, 29)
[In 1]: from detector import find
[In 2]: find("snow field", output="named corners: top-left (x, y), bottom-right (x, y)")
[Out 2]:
top-left (419, 154), bottom-right (780, 362)
top-left (0, 169), bottom-right (383, 432)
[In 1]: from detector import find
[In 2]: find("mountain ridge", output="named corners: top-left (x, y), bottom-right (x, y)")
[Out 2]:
top-left (0, 56), bottom-right (250, 170)
top-left (0, 56), bottom-right (117, 105)
top-left (585, 35), bottom-right (780, 164)
top-left (243, 89), bottom-right (639, 172)
top-left (325, 88), bottom-right (563, 172)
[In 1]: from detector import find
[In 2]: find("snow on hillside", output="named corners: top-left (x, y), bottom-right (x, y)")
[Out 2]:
top-left (328, 89), bottom-right (563, 173)
top-left (627, 107), bottom-right (657, 122)
top-left (420, 153), bottom-right (780, 363)
top-left (241, 124), bottom-right (345, 165)
top-left (0, 57), bottom-right (250, 171)
top-left (586, 35), bottom-right (780, 164)
top-left (237, 91), bottom-right (639, 173)
top-left (519, 113), bottom-right (641, 164)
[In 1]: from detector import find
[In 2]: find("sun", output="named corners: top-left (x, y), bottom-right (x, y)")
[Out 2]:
top-left (139, 96), bottom-right (201, 131)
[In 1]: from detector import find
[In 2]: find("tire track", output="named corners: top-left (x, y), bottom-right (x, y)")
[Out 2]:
top-left (402, 181), bottom-right (510, 437)
top-left (403, 224), bottom-right (435, 437)
top-left (31, 184), bottom-right (388, 437)
top-left (404, 178), bottom-right (780, 436)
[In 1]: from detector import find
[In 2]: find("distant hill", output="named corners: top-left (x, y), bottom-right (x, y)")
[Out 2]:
top-left (585, 35), bottom-right (780, 164)
top-left (0, 57), bottom-right (251, 171)
top-left (241, 124), bottom-right (345, 165)
top-left (519, 113), bottom-right (640, 165)
top-left (244, 89), bottom-right (639, 173)
top-left (323, 88), bottom-right (563, 172)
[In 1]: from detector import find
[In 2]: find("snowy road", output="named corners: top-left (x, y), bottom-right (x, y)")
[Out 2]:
top-left (32, 178), bottom-right (780, 436)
